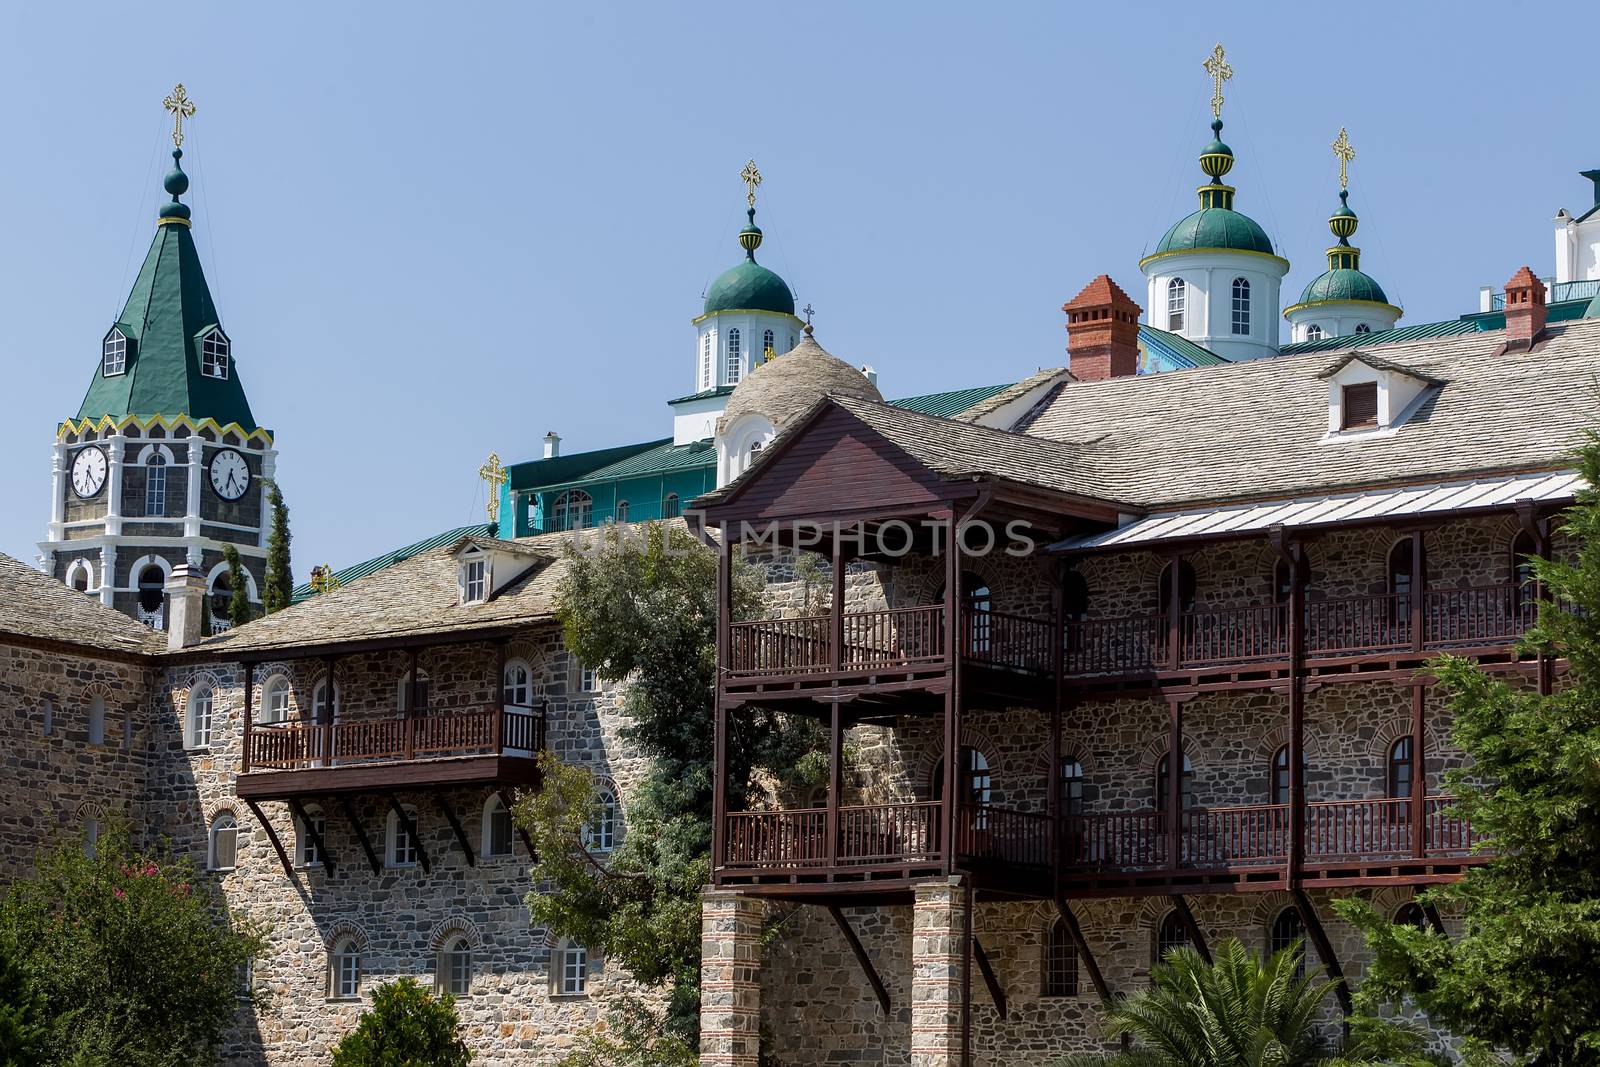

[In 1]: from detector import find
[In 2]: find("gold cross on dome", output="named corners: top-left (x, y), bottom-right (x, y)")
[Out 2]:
top-left (1202, 44), bottom-right (1232, 120)
top-left (1331, 127), bottom-right (1356, 190)
top-left (163, 84), bottom-right (197, 148)
top-left (477, 452), bottom-right (508, 522)
top-left (740, 159), bottom-right (762, 210)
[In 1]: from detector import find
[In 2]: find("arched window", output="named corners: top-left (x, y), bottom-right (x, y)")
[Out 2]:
top-left (726, 328), bottom-right (742, 384)
top-left (700, 331), bottom-right (713, 390)
top-left (551, 489), bottom-right (592, 532)
top-left (1154, 751), bottom-right (1194, 811)
top-left (1355, 323), bottom-right (1372, 335)
top-left (386, 807), bottom-right (420, 868)
top-left (1060, 757), bottom-right (1085, 817)
top-left (103, 329), bottom-right (127, 376)
top-left (209, 812), bottom-right (239, 871)
top-left (209, 570), bottom-right (233, 622)
top-left (662, 493), bottom-right (680, 519)
top-left (145, 451), bottom-right (168, 515)
top-left (1272, 558), bottom-right (1301, 605)
top-left (261, 676), bottom-right (291, 723)
top-left (1387, 737), bottom-right (1413, 800)
top-left (1156, 560), bottom-right (1197, 613)
top-left (1042, 918), bottom-right (1079, 997)
top-left (1269, 745), bottom-right (1308, 806)
top-left (1388, 538), bottom-right (1425, 599)
top-left (438, 935), bottom-right (472, 997)
top-left (615, 500), bottom-right (629, 523)
top-left (397, 670), bottom-right (431, 712)
top-left (83, 816), bottom-right (100, 859)
top-left (66, 560), bottom-right (92, 592)
top-left (746, 439), bottom-right (763, 462)
top-left (1268, 907), bottom-right (1305, 976)
top-left (1392, 902), bottom-right (1427, 929)
top-left (483, 795), bottom-right (514, 858)
top-left (557, 943), bottom-right (588, 995)
top-left (1155, 910), bottom-right (1190, 965)
top-left (1062, 570), bottom-right (1089, 622)
top-left (762, 329), bottom-right (775, 360)
top-left (186, 686), bottom-right (213, 749)
top-left (937, 571), bottom-right (992, 652)
top-left (200, 328), bottom-right (230, 379)
top-left (1305, 324), bottom-right (1324, 341)
top-left (330, 938), bottom-right (361, 999)
top-left (88, 694), bottom-right (107, 746)
top-left (1167, 278), bottom-right (1187, 332)
top-left (1512, 530), bottom-right (1538, 616)
top-left (311, 678), bottom-right (339, 724)
top-left (137, 564), bottom-right (166, 614)
top-left (930, 747), bottom-right (991, 807)
top-left (503, 660), bottom-right (532, 708)
top-left (296, 805), bottom-right (325, 867)
top-left (586, 790), bottom-right (618, 852)
top-left (1230, 277), bottom-right (1251, 335)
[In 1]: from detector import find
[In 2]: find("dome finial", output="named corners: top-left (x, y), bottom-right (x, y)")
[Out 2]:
top-left (1196, 45), bottom-right (1235, 193)
top-left (157, 84), bottom-right (197, 228)
top-left (1327, 128), bottom-right (1360, 255)
top-left (1203, 44), bottom-right (1232, 122)
top-left (737, 159), bottom-right (764, 261)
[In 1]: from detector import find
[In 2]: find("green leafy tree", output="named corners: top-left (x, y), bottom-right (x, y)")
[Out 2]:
top-left (0, 823), bottom-right (265, 1066)
top-left (330, 978), bottom-right (472, 1067)
top-left (1334, 432), bottom-right (1600, 1065)
top-left (0, 936), bottom-right (48, 1066)
top-left (515, 522), bottom-right (823, 1064)
top-left (261, 482), bottom-right (292, 614)
top-left (222, 543), bottom-right (252, 629)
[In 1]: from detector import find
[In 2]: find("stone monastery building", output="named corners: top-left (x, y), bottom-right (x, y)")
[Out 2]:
top-left (10, 55), bottom-right (1600, 1064)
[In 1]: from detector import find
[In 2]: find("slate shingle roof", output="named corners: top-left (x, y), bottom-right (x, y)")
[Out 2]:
top-left (0, 554), bottom-right (165, 655)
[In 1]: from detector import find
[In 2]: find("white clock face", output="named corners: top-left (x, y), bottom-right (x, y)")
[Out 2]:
top-left (209, 448), bottom-right (252, 501)
top-left (71, 446), bottom-right (108, 498)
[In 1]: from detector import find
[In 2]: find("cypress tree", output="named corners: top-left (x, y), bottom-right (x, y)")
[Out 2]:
top-left (263, 481), bottom-right (292, 614)
top-left (223, 543), bottom-right (252, 629)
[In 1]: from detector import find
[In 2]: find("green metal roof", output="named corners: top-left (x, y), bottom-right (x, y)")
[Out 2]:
top-left (1280, 317), bottom-right (1481, 355)
top-left (1152, 207), bottom-right (1275, 257)
top-left (290, 522), bottom-right (492, 603)
top-left (703, 259), bottom-right (794, 316)
top-left (76, 155), bottom-right (256, 430)
top-left (891, 383), bottom-right (1013, 418)
top-left (505, 440), bottom-right (666, 491)
top-left (667, 384), bottom-right (736, 405)
top-left (1295, 267), bottom-right (1390, 307)
top-left (532, 439), bottom-right (716, 494)
top-left (1138, 324), bottom-right (1228, 367)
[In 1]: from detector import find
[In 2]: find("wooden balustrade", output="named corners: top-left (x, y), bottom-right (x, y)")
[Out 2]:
top-left (723, 808), bottom-right (830, 869)
top-left (728, 615), bottom-right (831, 676)
top-left (964, 608), bottom-right (1054, 673)
top-left (842, 605), bottom-right (946, 668)
top-left (1061, 810), bottom-right (1167, 869)
top-left (1423, 796), bottom-right (1475, 855)
top-left (1181, 803), bottom-right (1289, 867)
top-left (955, 804), bottom-right (1051, 866)
top-left (1425, 585), bottom-right (1536, 647)
top-left (838, 801), bottom-right (940, 865)
top-left (1304, 593), bottom-right (1413, 655)
top-left (247, 704), bottom-right (545, 771)
top-left (1304, 798), bottom-right (1415, 860)
top-left (1183, 605), bottom-right (1288, 665)
top-left (1064, 613), bottom-right (1168, 676)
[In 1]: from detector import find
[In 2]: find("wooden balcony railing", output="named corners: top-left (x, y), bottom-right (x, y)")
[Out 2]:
top-left (963, 608), bottom-right (1054, 673)
top-left (718, 798), bottom-right (1477, 879)
top-left (246, 703), bottom-right (546, 771)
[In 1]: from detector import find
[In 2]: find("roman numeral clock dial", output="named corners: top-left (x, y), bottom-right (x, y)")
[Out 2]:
top-left (70, 445), bottom-right (108, 498)
top-left (208, 448), bottom-right (252, 501)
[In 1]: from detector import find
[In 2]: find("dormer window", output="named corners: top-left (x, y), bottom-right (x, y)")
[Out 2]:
top-left (463, 557), bottom-right (487, 603)
top-left (1341, 383), bottom-right (1378, 430)
top-left (102, 329), bottom-right (128, 376)
top-left (200, 328), bottom-right (230, 380)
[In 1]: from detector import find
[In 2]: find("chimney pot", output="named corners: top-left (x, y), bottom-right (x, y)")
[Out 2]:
top-left (1062, 274), bottom-right (1143, 380)
top-left (1503, 266), bottom-right (1548, 349)
top-left (543, 431), bottom-right (561, 459)
top-left (165, 564), bottom-right (208, 651)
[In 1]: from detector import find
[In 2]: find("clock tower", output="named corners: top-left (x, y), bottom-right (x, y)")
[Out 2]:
top-left (39, 86), bottom-right (273, 631)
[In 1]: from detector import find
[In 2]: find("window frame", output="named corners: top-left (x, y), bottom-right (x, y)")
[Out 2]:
top-left (386, 806), bottom-right (421, 868)
top-left (102, 329), bottom-right (128, 376)
top-left (700, 331), bottom-right (713, 390)
top-left (1268, 907), bottom-right (1305, 977)
top-left (144, 450), bottom-right (168, 515)
top-left (261, 676), bottom-right (292, 724)
top-left (186, 686), bottom-right (213, 750)
top-left (1154, 910), bottom-right (1190, 966)
top-left (1341, 382), bottom-right (1379, 430)
top-left (297, 805), bottom-right (326, 868)
top-left (1166, 278), bottom-right (1186, 332)
top-left (396, 670), bottom-right (431, 712)
top-left (200, 328), bottom-right (230, 380)
top-left (462, 557), bottom-right (487, 603)
top-left (662, 492), bottom-right (680, 519)
top-left (330, 938), bottom-right (362, 1000)
top-left (557, 943), bottom-right (589, 996)
top-left (1042, 917), bottom-right (1080, 997)
top-left (1306, 324), bottom-right (1324, 341)
top-left (502, 659), bottom-right (533, 708)
top-left (209, 811), bottom-right (239, 871)
top-left (726, 327), bottom-right (742, 384)
top-left (586, 790), bottom-right (618, 853)
top-left (89, 694), bottom-right (107, 746)
top-left (1060, 757), bottom-right (1085, 817)
top-left (438, 936), bottom-right (473, 997)
top-left (1230, 276), bottom-right (1251, 335)
top-left (762, 328), bottom-right (775, 360)
top-left (1154, 751), bottom-right (1194, 812)
top-left (1387, 736), bottom-right (1414, 800)
top-left (1355, 323), bottom-right (1372, 335)
top-left (483, 794), bottom-right (515, 859)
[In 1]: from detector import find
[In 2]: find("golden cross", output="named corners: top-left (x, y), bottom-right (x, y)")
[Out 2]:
top-left (477, 452), bottom-right (508, 522)
top-left (1202, 44), bottom-right (1232, 120)
top-left (163, 84), bottom-right (197, 148)
top-left (1331, 127), bottom-right (1356, 190)
top-left (740, 159), bottom-right (762, 210)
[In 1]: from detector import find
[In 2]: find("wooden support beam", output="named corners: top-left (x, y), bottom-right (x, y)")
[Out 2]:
top-left (1170, 894), bottom-right (1212, 965)
top-left (1052, 894), bottom-right (1114, 1005)
top-left (1422, 903), bottom-right (1448, 937)
top-left (245, 799), bottom-right (294, 878)
top-left (498, 789), bottom-right (536, 860)
top-left (826, 906), bottom-right (890, 1014)
top-left (436, 795), bottom-right (476, 867)
top-left (340, 797), bottom-right (382, 875)
top-left (1291, 887), bottom-right (1354, 1017)
top-left (287, 797), bottom-right (335, 876)
top-left (971, 937), bottom-right (1008, 1021)
top-left (388, 795), bottom-right (431, 874)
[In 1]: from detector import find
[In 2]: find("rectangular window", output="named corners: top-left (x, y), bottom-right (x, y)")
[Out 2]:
top-left (578, 663), bottom-right (597, 693)
top-left (1341, 382), bottom-right (1379, 430)
top-left (464, 559), bottom-right (486, 602)
top-left (103, 333), bottom-right (127, 376)
top-left (561, 946), bottom-right (588, 995)
top-left (298, 811), bottom-right (324, 867)
top-left (391, 815), bottom-right (419, 867)
top-left (488, 805), bottom-right (513, 857)
top-left (201, 331), bottom-right (230, 379)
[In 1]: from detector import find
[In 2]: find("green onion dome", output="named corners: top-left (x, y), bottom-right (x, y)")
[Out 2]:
top-left (1296, 267), bottom-right (1390, 306)
top-left (1144, 119), bottom-right (1276, 261)
top-left (704, 206), bottom-right (795, 316)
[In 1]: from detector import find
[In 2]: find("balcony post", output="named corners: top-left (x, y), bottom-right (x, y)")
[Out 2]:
top-left (942, 508), bottom-right (961, 874)
top-left (322, 655), bottom-right (337, 766)
top-left (405, 647), bottom-right (419, 761)
top-left (1411, 683), bottom-right (1427, 859)
top-left (241, 661), bottom-right (254, 773)
top-left (1167, 552), bottom-right (1184, 671)
top-left (1049, 561), bottom-right (1065, 881)
top-left (830, 527), bottom-right (845, 673)
top-left (827, 700), bottom-right (842, 869)
top-left (711, 529), bottom-right (733, 877)
top-left (1410, 531), bottom-right (1426, 652)
top-left (1271, 529), bottom-right (1306, 885)
top-left (1166, 696), bottom-right (1183, 870)
top-left (1519, 504), bottom-right (1555, 696)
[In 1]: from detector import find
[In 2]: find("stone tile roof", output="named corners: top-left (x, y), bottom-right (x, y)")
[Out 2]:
top-left (291, 523), bottom-right (493, 603)
top-left (0, 554), bottom-right (165, 655)
top-left (718, 332), bottom-right (883, 435)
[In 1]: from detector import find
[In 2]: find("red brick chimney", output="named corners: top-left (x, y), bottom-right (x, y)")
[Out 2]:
top-left (1063, 275), bottom-right (1142, 380)
top-left (1503, 266), bottom-right (1548, 349)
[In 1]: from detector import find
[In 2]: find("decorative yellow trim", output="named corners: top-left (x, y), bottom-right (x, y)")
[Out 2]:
top-left (1138, 247), bottom-right (1291, 272)
top-left (56, 412), bottom-right (273, 448)
top-left (688, 310), bottom-right (806, 327)
top-left (1281, 297), bottom-right (1403, 320)
top-left (157, 216), bottom-right (192, 228)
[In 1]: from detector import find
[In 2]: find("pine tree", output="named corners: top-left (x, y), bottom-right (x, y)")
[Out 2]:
top-left (262, 481), bottom-right (292, 614)
top-left (223, 543), bottom-right (252, 629)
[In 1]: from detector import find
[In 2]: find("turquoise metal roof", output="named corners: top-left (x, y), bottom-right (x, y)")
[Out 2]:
top-left (891, 383), bottom-right (1013, 418)
top-left (1138, 324), bottom-right (1228, 367)
top-left (1280, 318), bottom-right (1483, 355)
top-left (290, 522), bottom-right (492, 603)
top-left (533, 439), bottom-right (717, 493)
top-left (667, 384), bottom-right (736, 405)
top-left (505, 440), bottom-right (666, 491)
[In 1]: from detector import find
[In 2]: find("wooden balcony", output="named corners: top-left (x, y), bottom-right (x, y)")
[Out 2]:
top-left (1067, 584), bottom-right (1538, 680)
top-left (715, 797), bottom-right (1481, 896)
top-left (237, 703), bottom-right (546, 800)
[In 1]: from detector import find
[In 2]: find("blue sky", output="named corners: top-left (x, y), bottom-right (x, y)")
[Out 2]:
top-left (2, 1), bottom-right (1594, 579)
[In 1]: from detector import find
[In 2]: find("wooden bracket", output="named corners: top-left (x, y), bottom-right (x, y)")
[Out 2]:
top-left (287, 797), bottom-right (336, 877)
top-left (826, 906), bottom-right (890, 1014)
top-left (340, 797), bottom-right (382, 876)
top-left (1053, 894), bottom-right (1114, 1006)
top-left (1292, 887), bottom-right (1354, 1017)
top-left (388, 795), bottom-right (431, 874)
top-left (971, 937), bottom-right (1008, 1020)
top-left (497, 789), bottom-right (536, 860)
top-left (244, 799), bottom-right (294, 878)
top-left (1171, 894), bottom-right (1212, 965)
top-left (436, 795), bottom-right (476, 867)
top-left (1422, 903), bottom-right (1448, 938)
